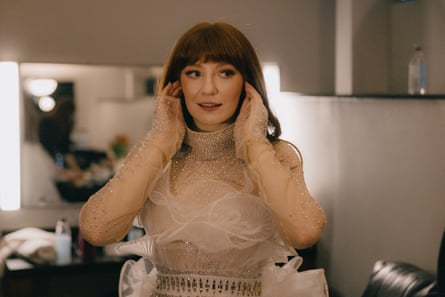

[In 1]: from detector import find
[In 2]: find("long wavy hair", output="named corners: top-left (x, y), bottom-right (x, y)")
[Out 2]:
top-left (157, 22), bottom-right (281, 141)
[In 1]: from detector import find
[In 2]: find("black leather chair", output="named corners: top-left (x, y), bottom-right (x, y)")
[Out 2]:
top-left (361, 229), bottom-right (444, 297)
top-left (437, 229), bottom-right (445, 297)
top-left (360, 260), bottom-right (438, 297)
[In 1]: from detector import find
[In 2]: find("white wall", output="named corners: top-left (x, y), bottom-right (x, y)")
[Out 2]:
top-left (336, 0), bottom-right (390, 95)
top-left (271, 94), bottom-right (445, 297)
top-left (389, 0), bottom-right (445, 94)
top-left (0, 0), bottom-right (335, 95)
top-left (351, 0), bottom-right (390, 95)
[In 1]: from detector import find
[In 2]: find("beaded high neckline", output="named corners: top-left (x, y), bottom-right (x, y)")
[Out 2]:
top-left (183, 125), bottom-right (235, 161)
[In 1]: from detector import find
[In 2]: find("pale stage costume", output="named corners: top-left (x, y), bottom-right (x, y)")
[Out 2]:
top-left (80, 97), bottom-right (328, 297)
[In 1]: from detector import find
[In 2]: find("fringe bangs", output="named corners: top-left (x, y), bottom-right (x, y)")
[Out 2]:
top-left (177, 26), bottom-right (244, 70)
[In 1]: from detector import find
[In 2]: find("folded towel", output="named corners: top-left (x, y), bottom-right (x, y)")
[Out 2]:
top-left (16, 238), bottom-right (57, 264)
top-left (0, 227), bottom-right (56, 277)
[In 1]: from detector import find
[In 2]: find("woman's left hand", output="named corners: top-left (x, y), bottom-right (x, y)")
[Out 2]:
top-left (234, 82), bottom-right (269, 161)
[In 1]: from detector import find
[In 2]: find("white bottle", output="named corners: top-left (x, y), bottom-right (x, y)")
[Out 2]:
top-left (55, 217), bottom-right (72, 264)
top-left (408, 44), bottom-right (427, 95)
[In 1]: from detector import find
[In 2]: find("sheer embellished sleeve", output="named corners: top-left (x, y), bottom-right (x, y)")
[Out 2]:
top-left (79, 137), bottom-right (170, 246)
top-left (245, 139), bottom-right (327, 249)
top-left (79, 92), bottom-right (185, 246)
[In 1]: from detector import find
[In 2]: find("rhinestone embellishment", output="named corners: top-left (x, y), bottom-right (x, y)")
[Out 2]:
top-left (153, 270), bottom-right (261, 297)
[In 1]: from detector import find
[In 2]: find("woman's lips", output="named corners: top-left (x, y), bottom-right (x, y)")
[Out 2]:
top-left (198, 103), bottom-right (222, 111)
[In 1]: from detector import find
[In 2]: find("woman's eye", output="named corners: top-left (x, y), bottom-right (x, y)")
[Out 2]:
top-left (220, 69), bottom-right (236, 78)
top-left (185, 70), bottom-right (200, 78)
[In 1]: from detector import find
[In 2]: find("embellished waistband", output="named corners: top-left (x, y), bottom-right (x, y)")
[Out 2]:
top-left (153, 269), bottom-right (262, 297)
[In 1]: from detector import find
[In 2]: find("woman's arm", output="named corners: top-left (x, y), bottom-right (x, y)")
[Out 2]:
top-left (246, 139), bottom-right (326, 249)
top-left (79, 138), bottom-right (169, 246)
top-left (79, 82), bottom-right (185, 246)
top-left (234, 83), bottom-right (326, 249)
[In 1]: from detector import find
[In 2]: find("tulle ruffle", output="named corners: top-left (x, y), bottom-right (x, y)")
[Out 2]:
top-left (115, 171), bottom-right (293, 269)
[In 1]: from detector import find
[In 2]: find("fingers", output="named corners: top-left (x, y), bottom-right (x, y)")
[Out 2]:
top-left (160, 81), bottom-right (182, 98)
top-left (244, 82), bottom-right (264, 107)
top-left (156, 81), bottom-right (183, 119)
top-left (244, 82), bottom-right (258, 98)
top-left (244, 82), bottom-right (266, 112)
top-left (170, 81), bottom-right (182, 97)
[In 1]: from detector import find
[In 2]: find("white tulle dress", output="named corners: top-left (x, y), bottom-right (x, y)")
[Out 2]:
top-left (109, 125), bottom-right (328, 297)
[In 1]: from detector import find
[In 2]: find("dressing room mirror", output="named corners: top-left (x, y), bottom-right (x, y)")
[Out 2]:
top-left (20, 63), bottom-right (162, 208)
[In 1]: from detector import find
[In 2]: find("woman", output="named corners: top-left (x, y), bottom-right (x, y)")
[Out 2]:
top-left (79, 22), bottom-right (328, 297)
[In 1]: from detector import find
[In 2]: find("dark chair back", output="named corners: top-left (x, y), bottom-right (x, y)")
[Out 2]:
top-left (437, 229), bottom-right (444, 297)
top-left (361, 260), bottom-right (437, 297)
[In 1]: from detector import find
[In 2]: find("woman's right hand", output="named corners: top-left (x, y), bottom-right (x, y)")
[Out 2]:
top-left (150, 81), bottom-right (186, 156)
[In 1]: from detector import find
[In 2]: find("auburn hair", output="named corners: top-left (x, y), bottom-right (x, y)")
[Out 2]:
top-left (157, 22), bottom-right (281, 141)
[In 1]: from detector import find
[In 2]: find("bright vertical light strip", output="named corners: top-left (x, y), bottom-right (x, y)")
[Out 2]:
top-left (0, 62), bottom-right (21, 210)
top-left (262, 63), bottom-right (280, 99)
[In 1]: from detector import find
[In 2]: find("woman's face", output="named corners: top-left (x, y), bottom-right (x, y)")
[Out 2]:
top-left (180, 61), bottom-right (244, 132)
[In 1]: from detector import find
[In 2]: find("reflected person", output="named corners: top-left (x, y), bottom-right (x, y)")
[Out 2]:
top-left (38, 97), bottom-right (83, 185)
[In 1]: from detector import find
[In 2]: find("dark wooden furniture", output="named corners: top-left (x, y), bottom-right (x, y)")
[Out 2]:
top-left (1, 255), bottom-right (125, 297)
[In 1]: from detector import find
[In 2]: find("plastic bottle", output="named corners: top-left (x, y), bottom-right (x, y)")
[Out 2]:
top-left (408, 44), bottom-right (427, 95)
top-left (55, 217), bottom-right (72, 264)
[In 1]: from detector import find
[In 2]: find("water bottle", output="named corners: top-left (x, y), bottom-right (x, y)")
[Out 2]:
top-left (408, 44), bottom-right (427, 95)
top-left (55, 217), bottom-right (72, 264)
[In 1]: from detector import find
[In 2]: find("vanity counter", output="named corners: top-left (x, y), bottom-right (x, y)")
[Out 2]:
top-left (1, 254), bottom-right (129, 297)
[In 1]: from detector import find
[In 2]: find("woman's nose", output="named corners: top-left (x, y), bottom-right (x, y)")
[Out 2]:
top-left (201, 76), bottom-right (218, 95)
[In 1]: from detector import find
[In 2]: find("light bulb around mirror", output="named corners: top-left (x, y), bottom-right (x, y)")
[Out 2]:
top-left (38, 96), bottom-right (56, 112)
top-left (25, 78), bottom-right (58, 97)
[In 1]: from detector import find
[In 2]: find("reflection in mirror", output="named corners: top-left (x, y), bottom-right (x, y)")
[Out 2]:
top-left (20, 63), bottom-right (161, 208)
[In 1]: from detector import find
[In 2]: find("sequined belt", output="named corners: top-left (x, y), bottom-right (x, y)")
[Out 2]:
top-left (152, 270), bottom-right (262, 297)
